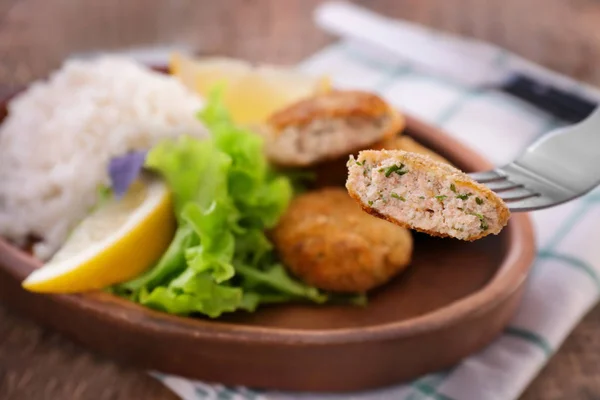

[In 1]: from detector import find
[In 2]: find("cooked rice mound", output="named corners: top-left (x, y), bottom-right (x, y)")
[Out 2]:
top-left (0, 57), bottom-right (207, 259)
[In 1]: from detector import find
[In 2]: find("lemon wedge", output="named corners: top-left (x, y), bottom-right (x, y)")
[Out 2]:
top-left (169, 53), bottom-right (331, 125)
top-left (22, 179), bottom-right (175, 293)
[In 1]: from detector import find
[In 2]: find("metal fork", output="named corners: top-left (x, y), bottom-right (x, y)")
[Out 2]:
top-left (469, 108), bottom-right (600, 212)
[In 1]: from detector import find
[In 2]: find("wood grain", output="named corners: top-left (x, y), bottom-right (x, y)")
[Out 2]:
top-left (1, 0), bottom-right (600, 85)
top-left (0, 306), bottom-right (177, 400)
top-left (1, 0), bottom-right (600, 399)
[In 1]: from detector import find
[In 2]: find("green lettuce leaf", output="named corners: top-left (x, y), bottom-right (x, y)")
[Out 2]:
top-left (138, 272), bottom-right (244, 318)
top-left (144, 135), bottom-right (232, 217)
top-left (181, 202), bottom-right (235, 283)
top-left (235, 263), bottom-right (327, 304)
top-left (115, 224), bottom-right (196, 296)
top-left (115, 87), bottom-right (332, 318)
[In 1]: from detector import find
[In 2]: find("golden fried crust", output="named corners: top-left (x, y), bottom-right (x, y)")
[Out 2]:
top-left (261, 90), bottom-right (405, 168)
top-left (272, 187), bottom-right (413, 293)
top-left (351, 196), bottom-right (509, 241)
top-left (372, 136), bottom-right (451, 165)
top-left (268, 90), bottom-right (404, 134)
top-left (346, 150), bottom-right (510, 241)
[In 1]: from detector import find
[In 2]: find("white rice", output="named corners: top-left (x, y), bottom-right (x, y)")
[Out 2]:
top-left (0, 56), bottom-right (208, 260)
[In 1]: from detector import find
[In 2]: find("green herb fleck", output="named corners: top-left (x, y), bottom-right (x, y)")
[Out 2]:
top-left (435, 195), bottom-right (447, 201)
top-left (368, 200), bottom-right (373, 206)
top-left (391, 193), bottom-right (406, 201)
top-left (419, 196), bottom-right (425, 199)
top-left (480, 218), bottom-right (488, 231)
top-left (383, 163), bottom-right (407, 177)
top-left (469, 212), bottom-right (488, 231)
top-left (355, 160), bottom-right (365, 166)
top-left (476, 197), bottom-right (484, 205)
top-left (450, 183), bottom-right (457, 193)
top-left (456, 193), bottom-right (472, 200)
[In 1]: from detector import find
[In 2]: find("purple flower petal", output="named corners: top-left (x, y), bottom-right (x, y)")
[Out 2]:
top-left (108, 150), bottom-right (148, 198)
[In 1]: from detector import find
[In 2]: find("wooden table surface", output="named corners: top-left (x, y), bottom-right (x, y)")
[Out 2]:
top-left (1, 1), bottom-right (600, 399)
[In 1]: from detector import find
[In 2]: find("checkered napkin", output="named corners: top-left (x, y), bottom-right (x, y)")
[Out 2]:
top-left (151, 23), bottom-right (600, 400)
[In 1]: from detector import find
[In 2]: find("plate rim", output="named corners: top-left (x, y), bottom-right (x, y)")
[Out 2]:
top-left (0, 109), bottom-right (536, 345)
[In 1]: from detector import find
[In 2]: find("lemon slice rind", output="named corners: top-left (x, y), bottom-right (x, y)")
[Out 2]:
top-left (22, 179), bottom-right (175, 293)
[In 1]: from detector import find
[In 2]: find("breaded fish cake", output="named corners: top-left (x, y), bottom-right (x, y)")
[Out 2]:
top-left (346, 150), bottom-right (510, 241)
top-left (373, 135), bottom-right (451, 165)
top-left (313, 135), bottom-right (445, 189)
top-left (262, 90), bottom-right (404, 167)
top-left (272, 187), bottom-right (412, 293)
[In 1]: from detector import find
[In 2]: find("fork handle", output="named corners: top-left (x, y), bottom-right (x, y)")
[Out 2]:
top-left (499, 74), bottom-right (597, 123)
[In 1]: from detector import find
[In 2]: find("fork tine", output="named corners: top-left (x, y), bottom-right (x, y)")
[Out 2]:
top-left (485, 180), bottom-right (522, 192)
top-left (505, 195), bottom-right (555, 212)
top-left (469, 170), bottom-right (506, 183)
top-left (498, 188), bottom-right (539, 202)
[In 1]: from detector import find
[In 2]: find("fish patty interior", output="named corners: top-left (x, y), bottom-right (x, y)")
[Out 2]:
top-left (346, 150), bottom-right (510, 241)
top-left (263, 90), bottom-right (402, 166)
top-left (268, 115), bottom-right (391, 165)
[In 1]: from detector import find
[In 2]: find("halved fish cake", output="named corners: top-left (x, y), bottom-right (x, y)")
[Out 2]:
top-left (346, 150), bottom-right (510, 241)
top-left (262, 90), bottom-right (404, 167)
top-left (373, 135), bottom-right (451, 165)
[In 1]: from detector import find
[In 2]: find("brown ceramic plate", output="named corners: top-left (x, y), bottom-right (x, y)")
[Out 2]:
top-left (0, 89), bottom-right (535, 392)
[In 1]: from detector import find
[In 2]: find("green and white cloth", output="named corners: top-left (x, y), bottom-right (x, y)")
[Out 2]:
top-left (152, 26), bottom-right (600, 400)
